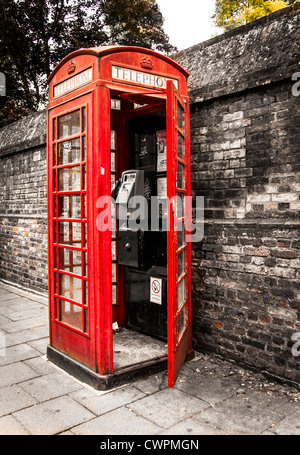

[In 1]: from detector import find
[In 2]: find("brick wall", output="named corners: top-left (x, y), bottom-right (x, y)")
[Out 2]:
top-left (174, 4), bottom-right (300, 383)
top-left (0, 110), bottom-right (48, 292)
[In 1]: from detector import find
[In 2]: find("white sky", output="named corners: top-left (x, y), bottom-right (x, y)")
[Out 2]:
top-left (156, 0), bottom-right (221, 51)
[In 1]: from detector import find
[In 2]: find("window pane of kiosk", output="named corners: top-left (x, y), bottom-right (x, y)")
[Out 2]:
top-left (83, 281), bottom-right (88, 306)
top-left (58, 248), bottom-right (82, 275)
top-left (83, 252), bottom-right (87, 277)
top-left (58, 222), bottom-right (81, 245)
top-left (82, 107), bottom-right (86, 133)
top-left (178, 306), bottom-right (186, 339)
top-left (82, 136), bottom-right (86, 162)
top-left (57, 195), bottom-right (81, 219)
top-left (178, 278), bottom-right (186, 310)
top-left (58, 167), bottom-right (81, 192)
top-left (178, 133), bottom-right (184, 160)
top-left (177, 102), bottom-right (184, 130)
top-left (82, 193), bottom-right (87, 219)
top-left (58, 110), bottom-right (80, 139)
top-left (58, 138), bottom-right (81, 165)
top-left (59, 274), bottom-right (82, 303)
top-left (178, 250), bottom-right (185, 279)
top-left (60, 300), bottom-right (83, 332)
top-left (178, 162), bottom-right (185, 189)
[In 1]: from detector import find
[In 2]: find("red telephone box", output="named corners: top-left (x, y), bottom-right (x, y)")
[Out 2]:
top-left (47, 46), bottom-right (192, 389)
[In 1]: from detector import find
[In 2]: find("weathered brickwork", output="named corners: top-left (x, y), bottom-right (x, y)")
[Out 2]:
top-left (190, 81), bottom-right (300, 220)
top-left (0, 5), bottom-right (299, 384)
top-left (192, 220), bottom-right (300, 381)
top-left (0, 111), bottom-right (48, 292)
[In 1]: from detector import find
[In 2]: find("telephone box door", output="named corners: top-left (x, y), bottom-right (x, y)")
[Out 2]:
top-left (167, 80), bottom-right (191, 387)
top-left (48, 93), bottom-right (97, 370)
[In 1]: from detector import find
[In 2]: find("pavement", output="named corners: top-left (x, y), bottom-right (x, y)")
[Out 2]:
top-left (0, 280), bottom-right (300, 436)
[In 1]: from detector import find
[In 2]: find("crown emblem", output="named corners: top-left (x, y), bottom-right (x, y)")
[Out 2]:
top-left (140, 57), bottom-right (154, 70)
top-left (68, 60), bottom-right (76, 75)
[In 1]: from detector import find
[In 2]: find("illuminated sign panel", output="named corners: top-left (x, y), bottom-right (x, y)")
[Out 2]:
top-left (54, 68), bottom-right (93, 97)
top-left (112, 65), bottom-right (178, 90)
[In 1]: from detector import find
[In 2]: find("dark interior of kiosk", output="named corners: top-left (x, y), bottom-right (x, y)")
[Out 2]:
top-left (110, 92), bottom-right (168, 370)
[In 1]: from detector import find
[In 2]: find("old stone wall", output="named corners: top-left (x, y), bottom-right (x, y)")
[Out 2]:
top-left (0, 4), bottom-right (299, 383)
top-left (0, 110), bottom-right (48, 292)
top-left (174, 4), bottom-right (300, 383)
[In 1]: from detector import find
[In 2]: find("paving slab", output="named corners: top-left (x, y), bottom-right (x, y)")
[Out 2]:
top-left (159, 417), bottom-right (229, 435)
top-left (127, 388), bottom-right (210, 429)
top-left (0, 343), bottom-right (40, 367)
top-left (0, 362), bottom-right (39, 388)
top-left (19, 372), bottom-right (83, 402)
top-left (13, 396), bottom-right (95, 435)
top-left (0, 415), bottom-right (31, 435)
top-left (4, 325), bottom-right (48, 347)
top-left (23, 356), bottom-right (59, 376)
top-left (174, 369), bottom-right (241, 405)
top-left (72, 406), bottom-right (162, 435)
top-left (0, 384), bottom-right (37, 417)
top-left (70, 385), bottom-right (146, 416)
top-left (194, 394), bottom-right (286, 435)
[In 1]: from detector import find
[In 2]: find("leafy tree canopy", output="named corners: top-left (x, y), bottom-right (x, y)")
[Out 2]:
top-left (0, 0), bottom-right (175, 127)
top-left (214, 0), bottom-right (296, 31)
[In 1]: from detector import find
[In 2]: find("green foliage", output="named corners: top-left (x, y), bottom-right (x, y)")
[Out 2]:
top-left (215, 0), bottom-right (290, 31)
top-left (0, 0), bottom-right (175, 127)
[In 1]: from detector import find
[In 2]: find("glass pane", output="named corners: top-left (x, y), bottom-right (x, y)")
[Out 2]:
top-left (112, 241), bottom-right (116, 260)
top-left (83, 252), bottom-right (87, 277)
top-left (58, 110), bottom-right (80, 139)
top-left (178, 307), bottom-right (186, 339)
top-left (178, 250), bottom-right (185, 278)
top-left (111, 152), bottom-right (116, 171)
top-left (84, 308), bottom-right (88, 333)
top-left (58, 167), bottom-right (81, 192)
top-left (178, 278), bottom-right (186, 310)
top-left (83, 281), bottom-right (88, 306)
top-left (178, 133), bottom-right (184, 160)
top-left (111, 130), bottom-right (116, 150)
top-left (59, 274), bottom-right (82, 303)
top-left (60, 300), bottom-right (83, 331)
top-left (82, 165), bottom-right (86, 190)
top-left (177, 162), bottom-right (185, 189)
top-left (82, 194), bottom-right (87, 219)
top-left (58, 138), bottom-right (80, 165)
top-left (57, 195), bottom-right (81, 219)
top-left (83, 223), bottom-right (87, 247)
top-left (82, 107), bottom-right (86, 133)
top-left (53, 118), bottom-right (56, 141)
top-left (178, 228), bottom-right (185, 249)
top-left (58, 222), bottom-right (82, 246)
top-left (177, 101), bottom-right (184, 130)
top-left (82, 136), bottom-right (86, 161)
top-left (53, 143), bottom-right (57, 166)
top-left (112, 285), bottom-right (117, 305)
top-left (58, 248), bottom-right (82, 275)
top-left (53, 170), bottom-right (57, 192)
top-left (112, 263), bottom-right (117, 282)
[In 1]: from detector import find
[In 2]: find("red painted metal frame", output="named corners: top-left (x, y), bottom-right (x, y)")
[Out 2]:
top-left (166, 81), bottom-right (192, 387)
top-left (47, 46), bottom-right (191, 384)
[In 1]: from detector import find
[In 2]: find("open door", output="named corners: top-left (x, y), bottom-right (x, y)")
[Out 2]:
top-left (167, 80), bottom-right (192, 387)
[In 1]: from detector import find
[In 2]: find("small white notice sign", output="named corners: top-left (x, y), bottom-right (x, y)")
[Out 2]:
top-left (150, 277), bottom-right (162, 305)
